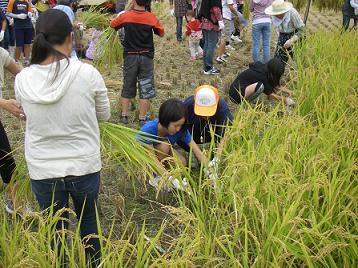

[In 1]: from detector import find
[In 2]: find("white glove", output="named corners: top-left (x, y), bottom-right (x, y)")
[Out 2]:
top-left (218, 20), bottom-right (225, 30)
top-left (283, 35), bottom-right (299, 48)
top-left (42, 0), bottom-right (48, 3)
top-left (17, 13), bottom-right (28, 20)
top-left (285, 97), bottom-right (295, 106)
top-left (8, 18), bottom-right (14, 26)
top-left (0, 30), bottom-right (4, 42)
top-left (77, 23), bottom-right (84, 31)
top-left (27, 12), bottom-right (32, 19)
top-left (170, 9), bottom-right (174, 16)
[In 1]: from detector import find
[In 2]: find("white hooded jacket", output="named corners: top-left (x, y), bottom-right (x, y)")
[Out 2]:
top-left (15, 59), bottom-right (110, 180)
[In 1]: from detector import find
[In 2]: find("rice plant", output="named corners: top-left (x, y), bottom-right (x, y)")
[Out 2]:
top-left (76, 8), bottom-right (110, 29)
top-left (93, 27), bottom-right (123, 71)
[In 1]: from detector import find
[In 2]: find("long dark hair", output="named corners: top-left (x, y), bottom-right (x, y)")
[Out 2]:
top-left (266, 58), bottom-right (285, 89)
top-left (31, 9), bottom-right (73, 67)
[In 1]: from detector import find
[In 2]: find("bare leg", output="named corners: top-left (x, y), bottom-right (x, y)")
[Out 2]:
top-left (15, 47), bottom-right (21, 61)
top-left (24, 44), bottom-right (31, 60)
top-left (139, 99), bottom-right (150, 118)
top-left (121, 97), bottom-right (130, 115)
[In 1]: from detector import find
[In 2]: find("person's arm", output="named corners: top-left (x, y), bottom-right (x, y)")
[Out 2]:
top-left (269, 93), bottom-right (295, 106)
top-left (189, 140), bottom-right (207, 164)
top-left (229, 3), bottom-right (239, 18)
top-left (90, 67), bottom-right (110, 121)
top-left (0, 98), bottom-right (24, 118)
top-left (5, 60), bottom-right (22, 75)
top-left (110, 12), bottom-right (125, 30)
top-left (153, 18), bottom-right (165, 37)
top-left (350, 0), bottom-right (358, 9)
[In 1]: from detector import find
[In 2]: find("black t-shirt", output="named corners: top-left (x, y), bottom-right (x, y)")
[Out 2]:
top-left (229, 62), bottom-right (274, 104)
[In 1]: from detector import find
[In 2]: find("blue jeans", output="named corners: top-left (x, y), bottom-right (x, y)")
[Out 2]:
top-left (203, 29), bottom-right (219, 71)
top-left (31, 171), bottom-right (101, 267)
top-left (252, 22), bottom-right (271, 63)
top-left (176, 17), bottom-right (183, 41)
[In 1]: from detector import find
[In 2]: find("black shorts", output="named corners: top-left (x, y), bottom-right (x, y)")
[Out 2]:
top-left (15, 28), bottom-right (32, 47)
top-left (229, 84), bottom-right (245, 104)
top-left (122, 54), bottom-right (156, 99)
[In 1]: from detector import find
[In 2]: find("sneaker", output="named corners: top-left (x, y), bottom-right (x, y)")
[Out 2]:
top-left (231, 35), bottom-right (243, 43)
top-left (169, 176), bottom-right (188, 191)
top-left (216, 56), bottom-right (227, 64)
top-left (2, 191), bottom-right (14, 214)
top-left (225, 44), bottom-right (236, 51)
top-left (148, 176), bottom-right (170, 192)
top-left (139, 118), bottom-right (148, 128)
top-left (203, 68), bottom-right (220, 75)
top-left (120, 115), bottom-right (129, 124)
top-left (24, 59), bottom-right (30, 67)
top-left (223, 52), bottom-right (230, 58)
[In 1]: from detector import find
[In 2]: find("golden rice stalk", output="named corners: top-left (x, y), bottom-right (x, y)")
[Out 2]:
top-left (94, 27), bottom-right (123, 71)
top-left (76, 8), bottom-right (110, 29)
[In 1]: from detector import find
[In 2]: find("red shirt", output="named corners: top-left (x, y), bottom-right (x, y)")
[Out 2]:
top-left (111, 9), bottom-right (164, 58)
top-left (185, 19), bottom-right (201, 36)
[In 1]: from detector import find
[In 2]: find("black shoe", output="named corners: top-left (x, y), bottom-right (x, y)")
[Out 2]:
top-left (120, 115), bottom-right (129, 124)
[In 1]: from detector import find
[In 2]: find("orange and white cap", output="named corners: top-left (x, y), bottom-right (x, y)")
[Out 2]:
top-left (194, 85), bottom-right (219, 117)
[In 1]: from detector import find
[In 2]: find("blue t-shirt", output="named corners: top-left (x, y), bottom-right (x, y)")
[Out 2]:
top-left (138, 119), bottom-right (192, 146)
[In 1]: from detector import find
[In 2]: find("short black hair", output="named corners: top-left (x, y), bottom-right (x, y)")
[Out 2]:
top-left (266, 58), bottom-right (285, 89)
top-left (159, 98), bottom-right (187, 128)
top-left (135, 0), bottom-right (151, 7)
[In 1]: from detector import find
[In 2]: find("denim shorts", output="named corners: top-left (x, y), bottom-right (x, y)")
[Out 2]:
top-left (122, 54), bottom-right (156, 99)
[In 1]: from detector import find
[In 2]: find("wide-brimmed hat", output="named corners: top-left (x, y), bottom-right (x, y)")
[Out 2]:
top-left (194, 85), bottom-right (219, 117)
top-left (265, 0), bottom-right (293, 16)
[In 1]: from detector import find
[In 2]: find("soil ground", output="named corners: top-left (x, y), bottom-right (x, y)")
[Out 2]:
top-left (0, 3), bottom-right (343, 240)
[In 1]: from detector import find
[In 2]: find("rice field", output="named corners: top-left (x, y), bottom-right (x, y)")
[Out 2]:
top-left (0, 2), bottom-right (357, 267)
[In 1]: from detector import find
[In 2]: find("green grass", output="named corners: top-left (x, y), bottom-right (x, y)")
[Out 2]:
top-left (0, 29), bottom-right (357, 267)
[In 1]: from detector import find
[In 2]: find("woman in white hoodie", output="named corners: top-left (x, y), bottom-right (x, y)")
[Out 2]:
top-left (15, 9), bottom-right (110, 267)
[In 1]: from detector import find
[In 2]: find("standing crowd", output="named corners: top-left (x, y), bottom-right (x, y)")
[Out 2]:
top-left (0, 0), bottom-right (356, 267)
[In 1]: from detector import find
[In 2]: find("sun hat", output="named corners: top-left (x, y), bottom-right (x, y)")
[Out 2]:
top-left (265, 0), bottom-right (293, 16)
top-left (194, 85), bottom-right (219, 117)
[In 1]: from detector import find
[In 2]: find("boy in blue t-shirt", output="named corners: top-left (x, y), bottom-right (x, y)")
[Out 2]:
top-left (139, 98), bottom-right (206, 166)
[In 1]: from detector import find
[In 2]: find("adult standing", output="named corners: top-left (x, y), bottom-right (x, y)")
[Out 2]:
top-left (250, 0), bottom-right (273, 63)
top-left (265, 0), bottom-right (304, 65)
top-left (172, 0), bottom-right (189, 41)
top-left (342, 0), bottom-right (358, 30)
top-left (6, 0), bottom-right (33, 65)
top-left (199, 0), bottom-right (224, 75)
top-left (15, 9), bottom-right (110, 266)
top-left (0, 46), bottom-right (21, 213)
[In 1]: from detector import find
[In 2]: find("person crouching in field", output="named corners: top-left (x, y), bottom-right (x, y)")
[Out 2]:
top-left (138, 98), bottom-right (207, 189)
top-left (229, 58), bottom-right (294, 106)
top-left (110, 0), bottom-right (164, 127)
top-left (185, 10), bottom-right (203, 61)
top-left (15, 9), bottom-right (110, 266)
top-left (264, 0), bottom-right (305, 65)
top-left (179, 85), bottom-right (233, 152)
top-left (342, 0), bottom-right (358, 30)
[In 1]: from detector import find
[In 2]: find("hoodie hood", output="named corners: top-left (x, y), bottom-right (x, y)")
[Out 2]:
top-left (15, 59), bottom-right (82, 104)
top-left (249, 61), bottom-right (267, 74)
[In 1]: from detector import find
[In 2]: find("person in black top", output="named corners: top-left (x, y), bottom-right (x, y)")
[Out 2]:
top-left (229, 58), bottom-right (294, 106)
top-left (342, 0), bottom-right (358, 30)
top-left (178, 85), bottom-right (233, 152)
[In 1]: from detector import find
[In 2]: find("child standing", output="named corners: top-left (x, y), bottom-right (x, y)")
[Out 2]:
top-left (111, 0), bottom-right (164, 127)
top-left (185, 10), bottom-right (203, 61)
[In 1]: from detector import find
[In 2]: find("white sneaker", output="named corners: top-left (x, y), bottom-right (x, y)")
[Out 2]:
top-left (225, 44), bottom-right (236, 51)
top-left (231, 35), bottom-right (242, 43)
top-left (216, 56), bottom-right (227, 64)
top-left (169, 176), bottom-right (188, 191)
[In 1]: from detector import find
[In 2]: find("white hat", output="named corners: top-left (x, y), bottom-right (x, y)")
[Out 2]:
top-left (194, 85), bottom-right (219, 117)
top-left (265, 0), bottom-right (293, 16)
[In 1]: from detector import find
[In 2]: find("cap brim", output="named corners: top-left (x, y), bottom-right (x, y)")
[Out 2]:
top-left (265, 3), bottom-right (293, 15)
top-left (194, 104), bottom-right (217, 117)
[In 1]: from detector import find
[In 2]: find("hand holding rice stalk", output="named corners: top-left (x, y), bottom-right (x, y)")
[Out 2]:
top-left (94, 27), bottom-right (123, 71)
top-left (76, 8), bottom-right (110, 29)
